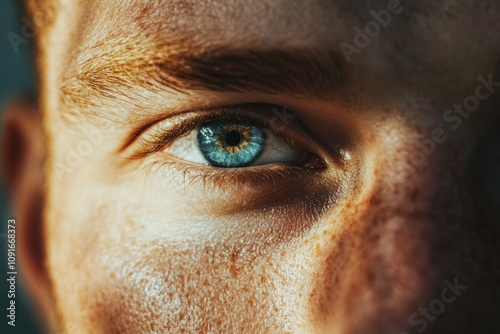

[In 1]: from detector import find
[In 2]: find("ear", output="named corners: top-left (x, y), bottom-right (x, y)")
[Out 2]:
top-left (1, 97), bottom-right (57, 331)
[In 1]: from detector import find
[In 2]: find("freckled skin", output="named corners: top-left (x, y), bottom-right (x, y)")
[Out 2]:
top-left (25, 0), bottom-right (500, 333)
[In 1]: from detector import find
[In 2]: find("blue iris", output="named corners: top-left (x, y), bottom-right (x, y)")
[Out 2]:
top-left (197, 120), bottom-right (267, 167)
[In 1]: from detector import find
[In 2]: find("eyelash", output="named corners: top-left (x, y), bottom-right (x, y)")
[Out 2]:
top-left (125, 104), bottom-right (329, 187)
top-left (148, 159), bottom-right (318, 190)
top-left (132, 105), bottom-right (304, 160)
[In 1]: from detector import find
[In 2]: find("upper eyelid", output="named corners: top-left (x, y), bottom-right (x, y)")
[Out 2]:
top-left (118, 111), bottom-right (194, 153)
top-left (123, 104), bottom-right (309, 160)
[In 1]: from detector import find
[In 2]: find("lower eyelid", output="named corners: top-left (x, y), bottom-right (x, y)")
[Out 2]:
top-left (142, 157), bottom-right (339, 221)
top-left (147, 157), bottom-right (324, 190)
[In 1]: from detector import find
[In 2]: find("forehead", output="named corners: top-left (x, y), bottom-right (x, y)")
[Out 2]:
top-left (58, 0), bottom-right (500, 84)
top-left (72, 0), bottom-right (500, 46)
top-left (47, 0), bottom-right (500, 126)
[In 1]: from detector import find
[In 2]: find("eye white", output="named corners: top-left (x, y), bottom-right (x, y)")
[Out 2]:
top-left (165, 127), bottom-right (306, 166)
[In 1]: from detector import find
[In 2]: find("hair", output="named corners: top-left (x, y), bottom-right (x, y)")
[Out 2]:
top-left (24, 0), bottom-right (59, 40)
top-left (23, 0), bottom-right (59, 85)
top-left (22, 0), bottom-right (65, 131)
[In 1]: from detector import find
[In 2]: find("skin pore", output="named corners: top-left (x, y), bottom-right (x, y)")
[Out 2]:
top-left (4, 0), bottom-right (500, 333)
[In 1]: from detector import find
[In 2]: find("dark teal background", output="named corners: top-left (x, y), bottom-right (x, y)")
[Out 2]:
top-left (1, 1), bottom-right (43, 333)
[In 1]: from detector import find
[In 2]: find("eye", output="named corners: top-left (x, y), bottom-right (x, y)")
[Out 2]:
top-left (167, 118), bottom-right (309, 168)
top-left (130, 104), bottom-right (326, 171)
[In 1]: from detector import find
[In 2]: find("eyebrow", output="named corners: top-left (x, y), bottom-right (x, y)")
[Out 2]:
top-left (61, 42), bottom-right (347, 116)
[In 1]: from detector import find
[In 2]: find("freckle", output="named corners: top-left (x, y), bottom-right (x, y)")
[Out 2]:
top-left (315, 245), bottom-right (321, 256)
top-left (230, 265), bottom-right (239, 278)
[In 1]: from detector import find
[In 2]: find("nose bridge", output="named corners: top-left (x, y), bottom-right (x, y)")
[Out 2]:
top-left (315, 135), bottom-right (484, 333)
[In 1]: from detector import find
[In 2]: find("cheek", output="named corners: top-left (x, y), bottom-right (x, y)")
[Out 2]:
top-left (86, 247), bottom-right (308, 333)
top-left (83, 237), bottom-right (325, 333)
top-left (49, 201), bottom-right (323, 333)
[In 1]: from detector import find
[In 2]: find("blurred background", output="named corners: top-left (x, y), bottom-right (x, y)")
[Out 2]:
top-left (1, 0), bottom-right (43, 333)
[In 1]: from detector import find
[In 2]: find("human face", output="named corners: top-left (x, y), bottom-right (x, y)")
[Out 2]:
top-left (35, 0), bottom-right (500, 332)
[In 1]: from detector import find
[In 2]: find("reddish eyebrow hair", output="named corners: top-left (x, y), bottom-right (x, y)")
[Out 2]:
top-left (60, 39), bottom-right (348, 118)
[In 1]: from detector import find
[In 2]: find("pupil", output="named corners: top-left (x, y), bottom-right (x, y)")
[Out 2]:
top-left (225, 131), bottom-right (241, 146)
